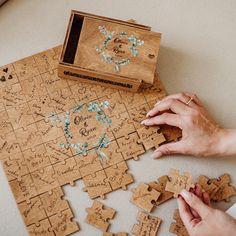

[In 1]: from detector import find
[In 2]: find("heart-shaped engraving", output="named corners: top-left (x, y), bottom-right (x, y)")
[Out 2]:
top-left (3, 68), bottom-right (8, 73)
top-left (0, 76), bottom-right (6, 82)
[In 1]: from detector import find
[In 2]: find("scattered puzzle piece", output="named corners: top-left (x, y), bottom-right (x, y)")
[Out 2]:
top-left (149, 175), bottom-right (174, 205)
top-left (169, 209), bottom-right (189, 236)
top-left (197, 175), bottom-right (218, 199)
top-left (131, 182), bottom-right (161, 213)
top-left (103, 233), bottom-right (128, 236)
top-left (210, 174), bottom-right (236, 202)
top-left (165, 169), bottom-right (195, 198)
top-left (86, 200), bottom-right (116, 232)
top-left (132, 211), bottom-right (162, 236)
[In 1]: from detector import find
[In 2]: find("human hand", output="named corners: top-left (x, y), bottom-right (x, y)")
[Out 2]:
top-left (178, 184), bottom-right (236, 236)
top-left (141, 92), bottom-right (233, 158)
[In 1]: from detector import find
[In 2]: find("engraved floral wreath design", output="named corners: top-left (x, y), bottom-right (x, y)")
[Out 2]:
top-left (48, 101), bottom-right (112, 160)
top-left (96, 26), bottom-right (144, 72)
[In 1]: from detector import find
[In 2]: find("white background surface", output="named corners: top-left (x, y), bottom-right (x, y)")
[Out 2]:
top-left (0, 1), bottom-right (236, 236)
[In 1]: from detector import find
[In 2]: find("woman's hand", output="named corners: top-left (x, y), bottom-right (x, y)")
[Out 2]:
top-left (178, 184), bottom-right (236, 236)
top-left (141, 93), bottom-right (236, 158)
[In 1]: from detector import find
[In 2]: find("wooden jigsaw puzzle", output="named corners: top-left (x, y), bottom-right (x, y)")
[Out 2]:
top-left (0, 45), bottom-right (182, 235)
top-left (132, 211), bottom-right (162, 236)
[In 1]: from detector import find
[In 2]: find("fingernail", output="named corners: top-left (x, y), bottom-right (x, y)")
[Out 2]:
top-left (140, 120), bottom-right (146, 125)
top-left (154, 101), bottom-right (161, 106)
top-left (146, 111), bottom-right (152, 117)
top-left (181, 190), bottom-right (191, 200)
top-left (151, 151), bottom-right (162, 159)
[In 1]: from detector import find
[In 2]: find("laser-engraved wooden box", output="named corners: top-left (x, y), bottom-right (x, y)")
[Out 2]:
top-left (58, 10), bottom-right (161, 92)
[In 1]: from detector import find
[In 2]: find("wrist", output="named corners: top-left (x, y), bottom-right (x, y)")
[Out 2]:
top-left (211, 128), bottom-right (236, 157)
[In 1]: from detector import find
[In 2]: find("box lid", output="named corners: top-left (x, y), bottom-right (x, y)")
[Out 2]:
top-left (73, 16), bottom-right (161, 85)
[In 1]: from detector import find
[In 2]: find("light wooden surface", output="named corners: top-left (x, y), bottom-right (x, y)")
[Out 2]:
top-left (0, 1), bottom-right (236, 236)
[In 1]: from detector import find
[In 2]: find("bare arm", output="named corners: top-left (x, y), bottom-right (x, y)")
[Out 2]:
top-left (141, 93), bottom-right (236, 158)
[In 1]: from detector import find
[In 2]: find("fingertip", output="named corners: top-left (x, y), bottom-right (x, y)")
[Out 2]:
top-left (151, 151), bottom-right (162, 159)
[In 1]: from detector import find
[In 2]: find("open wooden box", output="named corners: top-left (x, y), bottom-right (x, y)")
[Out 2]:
top-left (58, 10), bottom-right (162, 92)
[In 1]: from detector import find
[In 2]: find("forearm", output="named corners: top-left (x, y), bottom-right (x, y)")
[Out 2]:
top-left (214, 129), bottom-right (236, 157)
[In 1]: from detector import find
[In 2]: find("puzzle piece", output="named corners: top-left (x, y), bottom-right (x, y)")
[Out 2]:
top-left (137, 126), bottom-right (166, 151)
top-left (9, 174), bottom-right (37, 203)
top-left (119, 90), bottom-right (147, 110)
top-left (49, 87), bottom-right (76, 113)
top-left (0, 110), bottom-right (13, 134)
top-left (99, 92), bottom-right (126, 117)
top-left (20, 75), bottom-right (47, 101)
top-left (132, 211), bottom-right (162, 236)
top-left (149, 175), bottom-right (174, 205)
top-left (159, 124), bottom-right (182, 142)
top-left (83, 169), bottom-right (112, 199)
top-left (22, 144), bottom-right (51, 172)
top-left (116, 132), bottom-right (145, 161)
top-left (40, 69), bottom-right (69, 93)
top-left (53, 157), bottom-right (82, 186)
top-left (128, 103), bottom-right (150, 129)
top-left (169, 209), bottom-right (189, 236)
top-left (165, 169), bottom-right (195, 198)
top-left (44, 137), bottom-right (73, 164)
top-left (98, 141), bottom-right (124, 169)
top-left (13, 56), bottom-right (39, 81)
top-left (2, 151), bottom-right (28, 181)
top-left (0, 131), bottom-right (21, 159)
top-left (197, 175), bottom-right (218, 199)
top-left (18, 196), bottom-right (47, 226)
top-left (0, 83), bottom-right (26, 110)
top-left (33, 48), bottom-right (58, 74)
top-left (49, 208), bottom-right (80, 235)
top-left (15, 123), bottom-right (43, 151)
top-left (141, 74), bottom-right (166, 103)
top-left (210, 174), bottom-right (236, 202)
top-left (28, 94), bottom-right (55, 122)
top-left (7, 102), bottom-right (34, 130)
top-left (70, 81), bottom-right (98, 105)
top-left (36, 119), bottom-right (64, 143)
top-left (0, 64), bottom-right (18, 86)
top-left (75, 151), bottom-right (103, 177)
top-left (40, 187), bottom-right (70, 217)
top-left (86, 200), bottom-right (116, 232)
top-left (108, 111), bottom-right (136, 139)
top-left (27, 218), bottom-right (54, 236)
top-left (103, 233), bottom-right (128, 236)
top-left (31, 165), bottom-right (59, 195)
top-left (104, 161), bottom-right (134, 190)
top-left (131, 182), bottom-right (161, 212)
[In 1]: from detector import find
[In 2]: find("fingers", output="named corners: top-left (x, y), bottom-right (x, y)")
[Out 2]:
top-left (151, 141), bottom-right (185, 159)
top-left (177, 197), bottom-right (195, 232)
top-left (180, 190), bottom-right (213, 219)
top-left (147, 98), bottom-right (193, 117)
top-left (141, 113), bottom-right (182, 128)
top-left (156, 93), bottom-right (199, 109)
top-left (203, 192), bottom-right (211, 206)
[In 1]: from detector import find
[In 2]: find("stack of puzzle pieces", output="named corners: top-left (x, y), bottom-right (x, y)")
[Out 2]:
top-left (0, 45), bottom-right (181, 235)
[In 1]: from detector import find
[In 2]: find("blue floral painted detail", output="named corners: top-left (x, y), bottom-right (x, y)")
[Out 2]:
top-left (48, 101), bottom-right (112, 160)
top-left (96, 26), bottom-right (144, 72)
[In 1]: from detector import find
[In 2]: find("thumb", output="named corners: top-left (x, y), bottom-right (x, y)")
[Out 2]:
top-left (180, 190), bottom-right (213, 219)
top-left (152, 141), bottom-right (184, 159)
